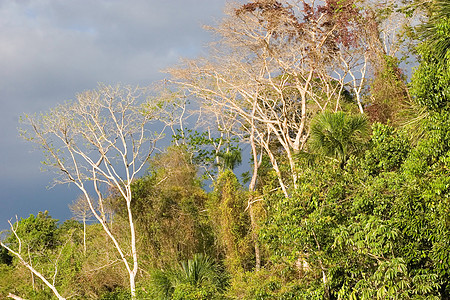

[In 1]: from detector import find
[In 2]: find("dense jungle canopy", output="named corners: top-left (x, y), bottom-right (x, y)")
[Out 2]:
top-left (1, 0), bottom-right (450, 299)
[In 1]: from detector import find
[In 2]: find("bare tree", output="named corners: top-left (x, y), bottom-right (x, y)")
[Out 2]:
top-left (169, 0), bottom-right (377, 272)
top-left (170, 0), bottom-right (373, 194)
top-left (69, 195), bottom-right (93, 255)
top-left (19, 84), bottom-right (174, 299)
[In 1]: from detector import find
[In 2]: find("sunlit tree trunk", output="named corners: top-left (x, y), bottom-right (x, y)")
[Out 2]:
top-left (248, 113), bottom-right (261, 270)
top-left (1, 220), bottom-right (66, 300)
top-left (20, 84), bottom-right (181, 299)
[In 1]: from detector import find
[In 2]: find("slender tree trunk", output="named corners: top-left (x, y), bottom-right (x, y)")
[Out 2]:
top-left (7, 293), bottom-right (27, 300)
top-left (126, 196), bottom-right (138, 299)
top-left (355, 90), bottom-right (364, 114)
top-left (129, 273), bottom-right (136, 299)
top-left (1, 243), bottom-right (66, 300)
top-left (83, 216), bottom-right (86, 255)
top-left (286, 148), bottom-right (298, 190)
top-left (264, 145), bottom-right (289, 198)
top-left (249, 128), bottom-right (261, 270)
top-left (82, 190), bottom-right (136, 299)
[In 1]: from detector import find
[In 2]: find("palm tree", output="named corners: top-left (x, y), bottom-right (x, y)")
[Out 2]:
top-left (177, 254), bottom-right (223, 287)
top-left (149, 254), bottom-right (226, 299)
top-left (421, 0), bottom-right (450, 61)
top-left (309, 111), bottom-right (369, 168)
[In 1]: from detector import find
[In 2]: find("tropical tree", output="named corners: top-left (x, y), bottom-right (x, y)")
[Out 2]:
top-left (207, 170), bottom-right (254, 274)
top-left (170, 0), bottom-right (377, 196)
top-left (69, 196), bottom-right (93, 255)
top-left (420, 0), bottom-right (450, 62)
top-left (18, 84), bottom-right (179, 299)
top-left (261, 120), bottom-right (450, 298)
top-left (412, 0), bottom-right (450, 113)
top-left (149, 254), bottom-right (226, 300)
top-left (309, 111), bottom-right (369, 168)
top-left (110, 146), bottom-right (214, 269)
top-left (173, 129), bottom-right (242, 180)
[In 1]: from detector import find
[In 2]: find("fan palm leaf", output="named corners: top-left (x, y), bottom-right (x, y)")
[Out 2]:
top-left (149, 254), bottom-right (226, 299)
top-left (309, 111), bottom-right (369, 167)
top-left (420, 0), bottom-right (450, 61)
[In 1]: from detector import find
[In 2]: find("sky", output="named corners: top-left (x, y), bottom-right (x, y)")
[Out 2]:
top-left (0, 0), bottom-right (231, 227)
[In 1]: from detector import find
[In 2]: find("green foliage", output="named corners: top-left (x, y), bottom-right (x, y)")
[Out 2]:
top-left (410, 48), bottom-right (450, 111)
top-left (411, 1), bottom-right (450, 113)
top-left (0, 212), bottom-right (90, 299)
top-left (111, 146), bottom-right (214, 268)
top-left (403, 111), bottom-right (450, 178)
top-left (309, 111), bottom-right (369, 168)
top-left (332, 167), bottom-right (447, 298)
top-left (6, 211), bottom-right (58, 252)
top-left (99, 289), bottom-right (131, 300)
top-left (0, 246), bottom-right (12, 265)
top-left (171, 282), bottom-right (222, 300)
top-left (76, 224), bottom-right (130, 299)
top-left (226, 268), bottom-right (311, 300)
top-left (367, 55), bottom-right (409, 124)
top-left (0, 264), bottom-right (15, 297)
top-left (259, 115), bottom-right (450, 298)
top-left (364, 123), bottom-right (410, 175)
top-left (173, 129), bottom-right (242, 178)
top-left (5, 3), bottom-right (450, 298)
top-left (177, 254), bottom-right (224, 288)
top-left (419, 0), bottom-right (450, 62)
top-left (207, 170), bottom-right (253, 274)
top-left (261, 158), bottom-right (356, 297)
top-left (148, 254), bottom-right (227, 300)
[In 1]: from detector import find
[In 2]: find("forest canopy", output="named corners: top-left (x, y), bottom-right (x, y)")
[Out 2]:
top-left (1, 0), bottom-right (450, 299)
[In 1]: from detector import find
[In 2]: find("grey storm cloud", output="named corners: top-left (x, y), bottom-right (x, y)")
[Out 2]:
top-left (0, 0), bottom-right (229, 225)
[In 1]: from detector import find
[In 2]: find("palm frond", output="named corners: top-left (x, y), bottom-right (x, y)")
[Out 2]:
top-left (309, 111), bottom-right (369, 167)
top-left (420, 0), bottom-right (450, 61)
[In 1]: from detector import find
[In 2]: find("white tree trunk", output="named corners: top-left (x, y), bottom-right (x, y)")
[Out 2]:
top-left (248, 123), bottom-right (261, 271)
top-left (1, 242), bottom-right (66, 300)
top-left (7, 293), bottom-right (27, 300)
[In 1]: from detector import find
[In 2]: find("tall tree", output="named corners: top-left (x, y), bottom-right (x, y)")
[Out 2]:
top-left (208, 170), bottom-right (254, 274)
top-left (170, 0), bottom-right (378, 271)
top-left (111, 146), bottom-right (214, 269)
top-left (19, 84), bottom-right (177, 299)
top-left (69, 196), bottom-right (93, 255)
top-left (170, 0), bottom-right (377, 195)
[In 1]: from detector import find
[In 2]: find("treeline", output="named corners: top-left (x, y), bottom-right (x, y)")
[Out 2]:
top-left (2, 0), bottom-right (450, 299)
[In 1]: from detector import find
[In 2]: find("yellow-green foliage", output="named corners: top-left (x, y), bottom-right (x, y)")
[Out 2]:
top-left (367, 55), bottom-right (409, 124)
top-left (208, 170), bottom-right (253, 275)
top-left (111, 146), bottom-right (214, 269)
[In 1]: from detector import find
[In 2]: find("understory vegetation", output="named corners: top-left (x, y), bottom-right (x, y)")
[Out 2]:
top-left (2, 0), bottom-right (450, 299)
